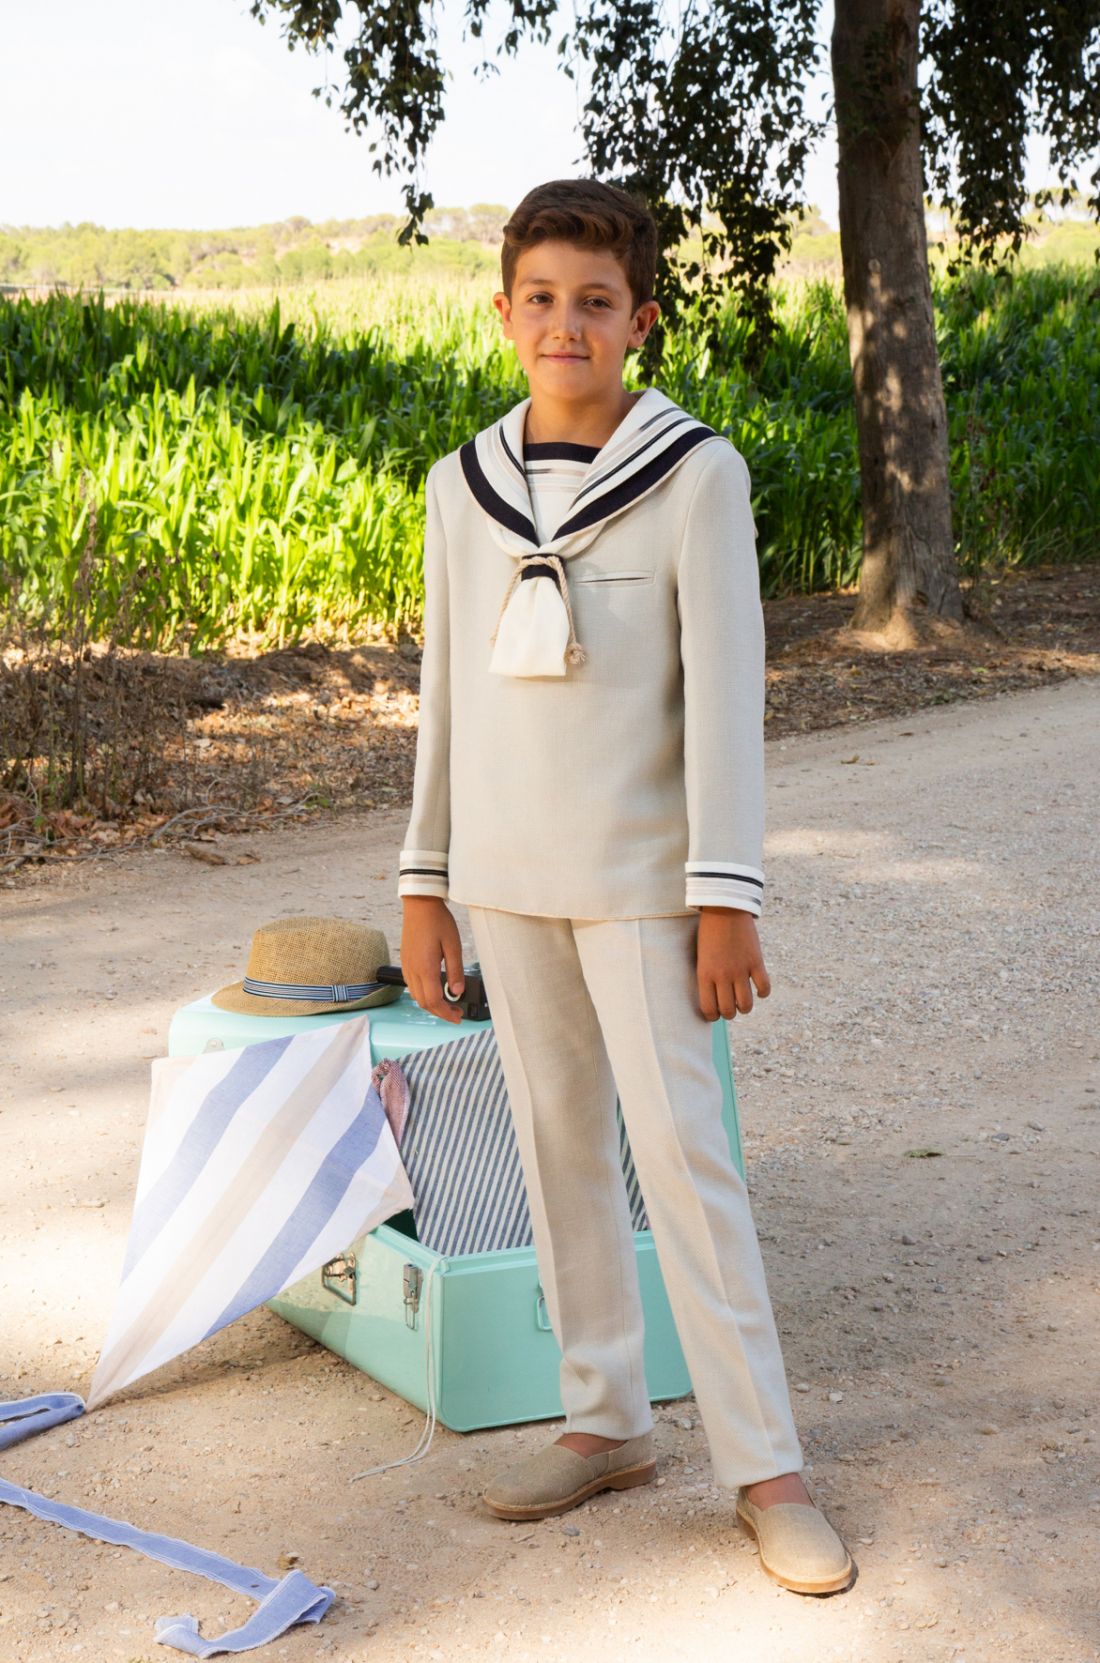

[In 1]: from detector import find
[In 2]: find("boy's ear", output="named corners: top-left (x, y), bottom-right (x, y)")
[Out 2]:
top-left (631, 298), bottom-right (661, 344)
top-left (492, 290), bottom-right (512, 329)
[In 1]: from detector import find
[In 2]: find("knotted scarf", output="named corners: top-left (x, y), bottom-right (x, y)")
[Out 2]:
top-left (458, 386), bottom-right (724, 678)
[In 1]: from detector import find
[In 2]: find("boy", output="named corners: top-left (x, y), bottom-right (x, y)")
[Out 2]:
top-left (397, 179), bottom-right (852, 1595)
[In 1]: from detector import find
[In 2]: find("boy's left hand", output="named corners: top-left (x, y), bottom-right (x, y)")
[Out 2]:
top-left (695, 907), bottom-right (771, 1022)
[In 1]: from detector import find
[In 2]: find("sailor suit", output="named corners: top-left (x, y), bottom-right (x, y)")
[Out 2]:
top-left (397, 385), bottom-right (767, 920)
top-left (395, 385), bottom-right (804, 1485)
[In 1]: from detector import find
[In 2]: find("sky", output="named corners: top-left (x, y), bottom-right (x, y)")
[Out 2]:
top-left (0, 0), bottom-right (1066, 234)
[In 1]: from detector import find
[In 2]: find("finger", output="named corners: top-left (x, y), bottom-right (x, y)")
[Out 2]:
top-left (733, 970), bottom-right (754, 1016)
top-left (400, 951), bottom-right (423, 1009)
top-left (412, 962), bottom-right (459, 1021)
top-left (425, 953), bottom-right (463, 1023)
top-left (404, 959), bottom-right (439, 1018)
top-left (752, 960), bottom-right (771, 999)
top-left (399, 964), bottom-right (418, 1010)
top-left (425, 997), bottom-right (463, 1024)
top-left (697, 975), bottom-right (720, 1023)
top-left (442, 948), bottom-right (466, 1002)
top-left (717, 979), bottom-right (739, 1021)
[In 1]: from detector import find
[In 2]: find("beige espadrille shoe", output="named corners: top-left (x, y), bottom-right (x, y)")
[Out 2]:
top-left (735, 1489), bottom-right (854, 1594)
top-left (482, 1432), bottom-right (657, 1521)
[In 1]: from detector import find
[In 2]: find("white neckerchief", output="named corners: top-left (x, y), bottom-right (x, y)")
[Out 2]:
top-left (458, 386), bottom-right (724, 677)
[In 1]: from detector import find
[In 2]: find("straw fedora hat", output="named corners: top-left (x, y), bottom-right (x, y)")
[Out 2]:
top-left (211, 914), bottom-right (404, 1016)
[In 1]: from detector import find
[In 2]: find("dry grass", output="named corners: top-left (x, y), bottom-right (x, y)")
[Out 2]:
top-left (1, 513), bottom-right (190, 846)
top-left (3, 561), bottom-right (1096, 883)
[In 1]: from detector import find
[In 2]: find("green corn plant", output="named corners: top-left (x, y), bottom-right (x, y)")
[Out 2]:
top-left (1, 263), bottom-right (1095, 652)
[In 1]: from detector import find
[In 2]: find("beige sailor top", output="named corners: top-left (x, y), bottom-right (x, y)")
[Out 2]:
top-left (397, 385), bottom-right (767, 920)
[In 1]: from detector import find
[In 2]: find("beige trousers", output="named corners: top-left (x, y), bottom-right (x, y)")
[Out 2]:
top-left (465, 904), bottom-right (805, 1490)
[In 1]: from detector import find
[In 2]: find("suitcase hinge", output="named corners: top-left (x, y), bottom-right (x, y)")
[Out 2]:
top-left (321, 1252), bottom-right (358, 1306)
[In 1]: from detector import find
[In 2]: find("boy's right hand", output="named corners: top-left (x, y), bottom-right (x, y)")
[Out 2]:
top-left (400, 897), bottom-right (467, 1024)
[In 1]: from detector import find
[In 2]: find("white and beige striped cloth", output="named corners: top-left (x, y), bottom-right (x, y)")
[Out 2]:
top-left (88, 1017), bottom-right (413, 1409)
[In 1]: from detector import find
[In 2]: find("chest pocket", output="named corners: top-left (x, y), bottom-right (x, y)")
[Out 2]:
top-left (572, 569), bottom-right (655, 586)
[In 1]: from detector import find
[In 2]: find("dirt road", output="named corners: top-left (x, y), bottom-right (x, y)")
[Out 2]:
top-left (1, 678), bottom-right (1097, 1663)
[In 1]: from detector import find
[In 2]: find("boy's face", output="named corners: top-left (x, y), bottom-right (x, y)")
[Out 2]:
top-left (493, 241), bottom-right (660, 402)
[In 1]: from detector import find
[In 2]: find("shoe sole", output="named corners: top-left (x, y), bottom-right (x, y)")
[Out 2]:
top-left (735, 1504), bottom-right (855, 1595)
top-left (483, 1459), bottom-right (658, 1521)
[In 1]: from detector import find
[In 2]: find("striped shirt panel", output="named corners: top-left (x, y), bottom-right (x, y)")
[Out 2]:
top-left (685, 861), bottom-right (764, 916)
top-left (523, 440), bottom-right (599, 545)
top-left (395, 1026), bottom-right (649, 1256)
top-left (398, 846), bottom-right (449, 900)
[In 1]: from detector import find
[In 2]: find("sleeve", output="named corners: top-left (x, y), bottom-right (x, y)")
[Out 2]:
top-left (675, 441), bottom-right (766, 918)
top-left (397, 462), bottom-right (452, 900)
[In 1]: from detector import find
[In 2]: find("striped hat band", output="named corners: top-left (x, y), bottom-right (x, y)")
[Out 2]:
top-left (242, 976), bottom-right (385, 1004)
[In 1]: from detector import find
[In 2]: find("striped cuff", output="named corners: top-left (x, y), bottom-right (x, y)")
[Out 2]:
top-left (398, 847), bottom-right (449, 900)
top-left (685, 861), bottom-right (764, 916)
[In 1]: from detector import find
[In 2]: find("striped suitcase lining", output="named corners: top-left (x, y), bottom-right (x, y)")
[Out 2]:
top-left (395, 1027), bottom-right (649, 1258)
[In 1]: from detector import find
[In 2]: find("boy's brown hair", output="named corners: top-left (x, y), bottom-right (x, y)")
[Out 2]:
top-left (500, 179), bottom-right (659, 314)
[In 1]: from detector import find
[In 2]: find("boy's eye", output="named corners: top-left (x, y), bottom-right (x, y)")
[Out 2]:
top-left (528, 294), bottom-right (609, 308)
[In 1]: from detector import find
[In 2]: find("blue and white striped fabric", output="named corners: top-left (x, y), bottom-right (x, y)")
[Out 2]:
top-left (396, 1027), bottom-right (649, 1256)
top-left (88, 1015), bottom-right (413, 1410)
top-left (0, 1016), bottom-right (411, 1655)
top-left (1, 1394), bottom-right (333, 1657)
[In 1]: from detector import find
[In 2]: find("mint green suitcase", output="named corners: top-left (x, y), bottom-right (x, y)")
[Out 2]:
top-left (167, 987), bottom-right (744, 1431)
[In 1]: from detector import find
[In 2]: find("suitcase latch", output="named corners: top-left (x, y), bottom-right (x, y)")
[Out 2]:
top-left (403, 1263), bottom-right (422, 1329)
top-left (321, 1252), bottom-right (358, 1306)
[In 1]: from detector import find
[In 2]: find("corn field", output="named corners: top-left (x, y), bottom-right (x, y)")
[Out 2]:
top-left (1, 266), bottom-right (1096, 652)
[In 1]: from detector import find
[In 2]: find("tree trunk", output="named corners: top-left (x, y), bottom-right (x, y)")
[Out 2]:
top-left (831, 0), bottom-right (963, 637)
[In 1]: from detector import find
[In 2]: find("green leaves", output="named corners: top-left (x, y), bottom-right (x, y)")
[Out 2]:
top-left (0, 291), bottom-right (431, 651)
top-left (0, 265), bottom-right (1095, 649)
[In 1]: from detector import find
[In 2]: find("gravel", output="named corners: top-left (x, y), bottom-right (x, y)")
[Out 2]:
top-left (0, 677), bottom-right (1097, 1663)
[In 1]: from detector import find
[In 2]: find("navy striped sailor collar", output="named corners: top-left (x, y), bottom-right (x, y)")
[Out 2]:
top-left (459, 385), bottom-right (724, 560)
